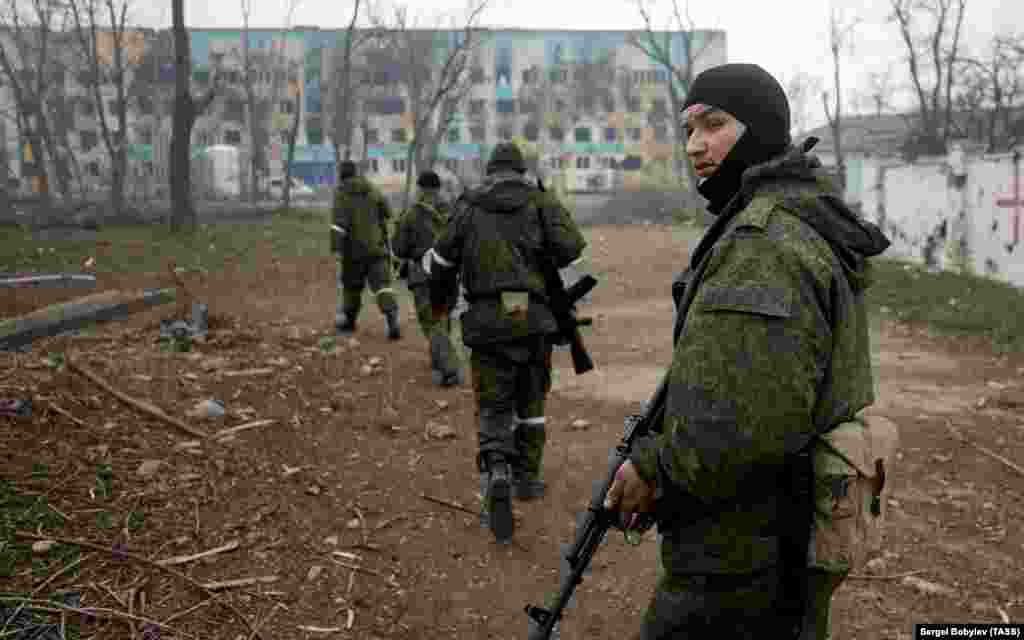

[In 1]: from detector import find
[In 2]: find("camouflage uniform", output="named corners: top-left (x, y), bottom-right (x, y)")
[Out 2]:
top-left (332, 167), bottom-right (401, 339)
top-left (392, 182), bottom-right (461, 383)
top-left (628, 144), bottom-right (889, 638)
top-left (429, 144), bottom-right (586, 543)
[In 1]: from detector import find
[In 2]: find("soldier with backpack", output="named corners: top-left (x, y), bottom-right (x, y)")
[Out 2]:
top-left (332, 160), bottom-right (402, 340)
top-left (424, 143), bottom-right (586, 544)
top-left (393, 170), bottom-right (462, 385)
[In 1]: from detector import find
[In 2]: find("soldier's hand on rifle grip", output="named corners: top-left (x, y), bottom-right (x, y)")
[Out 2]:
top-left (603, 461), bottom-right (656, 529)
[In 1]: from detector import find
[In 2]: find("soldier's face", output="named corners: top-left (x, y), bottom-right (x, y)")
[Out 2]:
top-left (683, 105), bottom-right (747, 179)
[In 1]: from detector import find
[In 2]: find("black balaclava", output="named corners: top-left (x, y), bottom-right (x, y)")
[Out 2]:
top-left (682, 63), bottom-right (792, 214)
top-left (339, 160), bottom-right (357, 180)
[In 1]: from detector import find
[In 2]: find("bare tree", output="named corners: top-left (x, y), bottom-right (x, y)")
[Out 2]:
top-left (326, 0), bottom-right (384, 166)
top-left (277, 0), bottom-right (303, 210)
top-left (68, 0), bottom-right (131, 217)
top-left (631, 0), bottom-right (716, 189)
top-left (0, 0), bottom-right (76, 203)
top-left (169, 0), bottom-right (219, 230)
top-left (822, 7), bottom-right (858, 189)
top-left (377, 0), bottom-right (489, 209)
top-left (957, 33), bottom-right (1024, 152)
top-left (890, 0), bottom-right (967, 156)
top-left (783, 71), bottom-right (824, 138)
top-left (860, 69), bottom-right (896, 117)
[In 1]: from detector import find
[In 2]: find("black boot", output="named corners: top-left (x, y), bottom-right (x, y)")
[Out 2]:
top-left (481, 454), bottom-right (513, 544)
top-left (385, 310), bottom-right (401, 341)
top-left (335, 313), bottom-right (356, 334)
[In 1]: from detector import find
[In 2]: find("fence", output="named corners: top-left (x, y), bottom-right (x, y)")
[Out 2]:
top-left (845, 149), bottom-right (1024, 288)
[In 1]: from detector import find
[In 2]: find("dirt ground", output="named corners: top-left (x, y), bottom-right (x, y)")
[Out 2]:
top-left (2, 223), bottom-right (1023, 639)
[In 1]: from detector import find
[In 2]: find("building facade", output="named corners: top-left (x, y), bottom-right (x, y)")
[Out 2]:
top-left (1, 26), bottom-right (726, 196)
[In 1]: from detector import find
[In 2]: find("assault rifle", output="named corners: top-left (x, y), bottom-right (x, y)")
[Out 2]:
top-left (535, 178), bottom-right (596, 375)
top-left (525, 378), bottom-right (667, 639)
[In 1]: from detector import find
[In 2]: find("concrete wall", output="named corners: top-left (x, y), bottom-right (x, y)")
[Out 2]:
top-left (844, 151), bottom-right (1024, 288)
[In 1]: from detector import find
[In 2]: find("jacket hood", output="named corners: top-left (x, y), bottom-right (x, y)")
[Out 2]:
top-left (340, 175), bottom-right (374, 195)
top-left (692, 138), bottom-right (890, 291)
top-left (465, 172), bottom-right (534, 213)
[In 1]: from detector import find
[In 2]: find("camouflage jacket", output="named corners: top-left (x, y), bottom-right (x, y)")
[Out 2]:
top-left (629, 142), bottom-right (890, 574)
top-left (393, 191), bottom-right (452, 287)
top-left (432, 171), bottom-right (586, 346)
top-left (332, 176), bottom-right (393, 260)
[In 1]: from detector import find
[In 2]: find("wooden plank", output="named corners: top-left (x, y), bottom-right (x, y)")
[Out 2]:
top-left (0, 288), bottom-right (176, 351)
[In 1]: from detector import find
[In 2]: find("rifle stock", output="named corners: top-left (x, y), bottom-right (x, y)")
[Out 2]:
top-left (525, 379), bottom-right (667, 638)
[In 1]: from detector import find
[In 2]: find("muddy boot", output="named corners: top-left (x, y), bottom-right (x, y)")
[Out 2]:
top-left (385, 309), bottom-right (402, 341)
top-left (480, 454), bottom-right (513, 544)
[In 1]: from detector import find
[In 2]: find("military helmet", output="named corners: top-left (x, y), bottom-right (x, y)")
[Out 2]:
top-left (486, 142), bottom-right (526, 175)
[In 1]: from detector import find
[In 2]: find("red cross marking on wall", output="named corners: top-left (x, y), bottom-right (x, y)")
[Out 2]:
top-left (996, 151), bottom-right (1022, 245)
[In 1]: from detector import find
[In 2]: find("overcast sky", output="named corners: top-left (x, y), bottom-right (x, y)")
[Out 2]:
top-left (134, 0), bottom-right (1022, 131)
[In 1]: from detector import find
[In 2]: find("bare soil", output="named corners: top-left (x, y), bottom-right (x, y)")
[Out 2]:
top-left (1, 223), bottom-right (1022, 639)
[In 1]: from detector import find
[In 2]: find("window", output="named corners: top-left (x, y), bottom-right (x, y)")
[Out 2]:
top-left (523, 122), bottom-right (539, 142)
top-left (654, 69), bottom-right (667, 83)
top-left (627, 97), bottom-right (642, 113)
top-left (549, 68), bottom-right (568, 84)
top-left (470, 126), bottom-right (486, 143)
top-left (106, 99), bottom-right (118, 114)
top-left (79, 130), bottom-right (98, 152)
top-left (137, 128), bottom-right (154, 145)
top-left (498, 125), bottom-right (513, 141)
top-left (368, 97), bottom-right (405, 115)
top-left (447, 128), bottom-right (461, 143)
top-left (651, 98), bottom-right (667, 115)
top-left (628, 127), bottom-right (642, 142)
top-left (225, 130), bottom-right (242, 145)
top-left (602, 96), bottom-right (615, 112)
top-left (444, 158), bottom-right (458, 172)
top-left (574, 127), bottom-right (591, 143)
top-left (471, 66), bottom-right (485, 84)
top-left (653, 124), bottom-right (668, 142)
top-left (87, 161), bottom-right (100, 177)
top-left (496, 99), bottom-right (515, 114)
top-left (281, 100), bottom-right (294, 114)
top-left (554, 99), bottom-right (566, 113)
top-left (576, 156), bottom-right (590, 169)
top-left (80, 100), bottom-right (95, 117)
top-left (549, 157), bottom-right (566, 170)
top-left (367, 158), bottom-right (379, 173)
top-left (392, 158), bottom-right (407, 173)
top-left (391, 128), bottom-right (407, 143)
top-left (580, 96), bottom-right (595, 112)
top-left (469, 99), bottom-right (486, 116)
top-left (604, 127), bottom-right (618, 143)
top-left (519, 99), bottom-right (538, 115)
top-left (549, 126), bottom-right (564, 142)
top-left (522, 68), bottom-right (539, 84)
top-left (365, 128), bottom-right (379, 144)
top-left (600, 156), bottom-right (615, 169)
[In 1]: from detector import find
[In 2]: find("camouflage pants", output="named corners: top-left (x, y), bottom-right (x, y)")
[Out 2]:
top-left (336, 254), bottom-right (397, 318)
top-left (638, 566), bottom-right (791, 640)
top-left (410, 284), bottom-right (459, 374)
top-left (470, 335), bottom-right (552, 476)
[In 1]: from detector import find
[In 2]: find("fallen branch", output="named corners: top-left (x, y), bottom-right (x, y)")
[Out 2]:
top-left (43, 400), bottom-right (90, 429)
top-left (0, 552), bottom-right (94, 637)
top-left (214, 420), bottom-right (276, 439)
top-left (202, 576), bottom-right (279, 591)
top-left (420, 493), bottom-right (477, 516)
top-left (156, 540), bottom-right (239, 567)
top-left (222, 368), bottom-right (274, 378)
top-left (297, 625), bottom-right (343, 634)
top-left (848, 569), bottom-right (926, 580)
top-left (0, 598), bottom-right (195, 640)
top-left (946, 421), bottom-right (1024, 477)
top-left (330, 556), bottom-right (384, 578)
top-left (66, 357), bottom-right (208, 439)
top-left (13, 532), bottom-right (261, 639)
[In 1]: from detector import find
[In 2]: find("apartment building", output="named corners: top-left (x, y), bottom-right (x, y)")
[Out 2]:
top-left (2, 26), bottom-right (726, 196)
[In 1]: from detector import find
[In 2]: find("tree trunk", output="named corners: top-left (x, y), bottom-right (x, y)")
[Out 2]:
top-left (170, 0), bottom-right (197, 231)
top-left (283, 91), bottom-right (301, 210)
